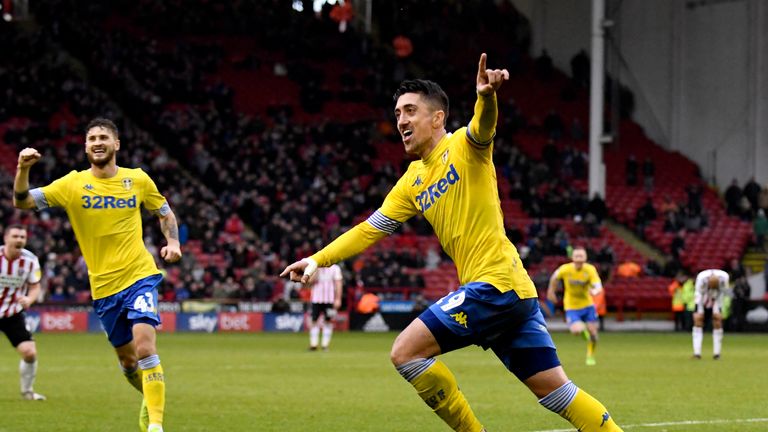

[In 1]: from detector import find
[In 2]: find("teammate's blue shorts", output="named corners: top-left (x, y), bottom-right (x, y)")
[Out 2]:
top-left (93, 273), bottom-right (163, 347)
top-left (565, 305), bottom-right (599, 325)
top-left (419, 282), bottom-right (560, 380)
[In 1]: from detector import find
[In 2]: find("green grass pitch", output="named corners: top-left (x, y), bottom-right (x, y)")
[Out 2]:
top-left (0, 331), bottom-right (765, 431)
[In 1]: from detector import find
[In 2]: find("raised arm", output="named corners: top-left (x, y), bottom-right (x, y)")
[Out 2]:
top-left (467, 53), bottom-right (509, 148)
top-left (13, 148), bottom-right (42, 209)
top-left (158, 210), bottom-right (182, 263)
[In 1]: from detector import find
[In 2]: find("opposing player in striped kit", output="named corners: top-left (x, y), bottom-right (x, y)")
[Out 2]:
top-left (692, 269), bottom-right (729, 359)
top-left (0, 224), bottom-right (45, 401)
top-left (307, 264), bottom-right (343, 351)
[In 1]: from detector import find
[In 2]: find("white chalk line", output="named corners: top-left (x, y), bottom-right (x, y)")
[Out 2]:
top-left (529, 417), bottom-right (768, 431)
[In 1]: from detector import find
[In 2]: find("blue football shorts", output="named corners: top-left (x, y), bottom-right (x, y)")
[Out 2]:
top-left (420, 282), bottom-right (560, 380)
top-left (565, 305), bottom-right (599, 325)
top-left (93, 273), bottom-right (163, 347)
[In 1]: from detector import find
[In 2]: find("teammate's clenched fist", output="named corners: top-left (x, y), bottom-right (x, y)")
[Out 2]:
top-left (17, 148), bottom-right (41, 168)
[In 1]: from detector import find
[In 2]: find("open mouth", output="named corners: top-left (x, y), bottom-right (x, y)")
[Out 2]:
top-left (402, 129), bottom-right (413, 142)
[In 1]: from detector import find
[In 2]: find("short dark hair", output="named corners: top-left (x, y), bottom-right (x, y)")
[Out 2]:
top-left (86, 118), bottom-right (119, 138)
top-left (393, 79), bottom-right (449, 122)
top-left (5, 224), bottom-right (27, 234)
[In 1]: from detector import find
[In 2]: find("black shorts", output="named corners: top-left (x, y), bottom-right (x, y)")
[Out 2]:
top-left (311, 303), bottom-right (336, 322)
top-left (0, 312), bottom-right (33, 348)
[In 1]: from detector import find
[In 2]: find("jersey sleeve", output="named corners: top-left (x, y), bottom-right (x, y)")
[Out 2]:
top-left (719, 272), bottom-right (730, 290)
top-left (552, 264), bottom-right (565, 280)
top-left (310, 174), bottom-right (417, 267)
top-left (27, 256), bottom-right (42, 284)
top-left (30, 171), bottom-right (77, 209)
top-left (141, 170), bottom-right (171, 216)
top-left (375, 172), bottom-right (419, 226)
top-left (694, 272), bottom-right (706, 293)
top-left (310, 222), bottom-right (388, 267)
top-left (465, 93), bottom-right (497, 152)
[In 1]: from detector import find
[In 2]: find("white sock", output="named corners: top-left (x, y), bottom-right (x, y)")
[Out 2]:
top-left (321, 323), bottom-right (333, 348)
top-left (713, 328), bottom-right (723, 356)
top-left (692, 327), bottom-right (703, 356)
top-left (20, 359), bottom-right (37, 393)
top-left (309, 325), bottom-right (320, 347)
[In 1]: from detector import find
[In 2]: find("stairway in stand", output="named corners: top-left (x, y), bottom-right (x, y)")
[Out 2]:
top-left (742, 248), bottom-right (766, 275)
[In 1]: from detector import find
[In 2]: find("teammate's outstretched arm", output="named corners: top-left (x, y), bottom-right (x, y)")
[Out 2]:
top-left (13, 148), bottom-right (42, 209)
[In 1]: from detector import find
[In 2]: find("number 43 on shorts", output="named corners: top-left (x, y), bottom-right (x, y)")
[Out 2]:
top-left (133, 292), bottom-right (156, 313)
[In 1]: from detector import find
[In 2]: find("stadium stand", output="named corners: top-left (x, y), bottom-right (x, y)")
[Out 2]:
top-left (0, 0), bottom-right (755, 319)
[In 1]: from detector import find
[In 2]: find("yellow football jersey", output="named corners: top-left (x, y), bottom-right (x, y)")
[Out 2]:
top-left (553, 262), bottom-right (602, 310)
top-left (311, 94), bottom-right (536, 299)
top-left (30, 167), bottom-right (168, 299)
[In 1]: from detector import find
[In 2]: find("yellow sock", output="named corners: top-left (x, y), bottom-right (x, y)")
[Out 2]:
top-left (540, 381), bottom-right (622, 431)
top-left (139, 355), bottom-right (165, 426)
top-left (398, 358), bottom-right (483, 432)
top-left (562, 389), bottom-right (621, 431)
top-left (587, 338), bottom-right (596, 358)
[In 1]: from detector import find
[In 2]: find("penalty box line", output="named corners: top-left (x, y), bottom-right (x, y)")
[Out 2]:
top-left (529, 417), bottom-right (768, 431)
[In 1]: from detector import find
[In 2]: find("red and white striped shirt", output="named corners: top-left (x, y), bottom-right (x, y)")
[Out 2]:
top-left (310, 265), bottom-right (342, 304)
top-left (0, 247), bottom-right (42, 318)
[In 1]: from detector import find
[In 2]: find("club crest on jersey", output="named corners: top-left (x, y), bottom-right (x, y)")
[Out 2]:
top-left (441, 149), bottom-right (449, 165)
top-left (601, 412), bottom-right (611, 426)
top-left (415, 164), bottom-right (460, 213)
top-left (122, 178), bottom-right (134, 190)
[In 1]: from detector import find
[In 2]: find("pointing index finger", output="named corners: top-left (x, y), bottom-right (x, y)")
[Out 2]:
top-left (478, 53), bottom-right (487, 76)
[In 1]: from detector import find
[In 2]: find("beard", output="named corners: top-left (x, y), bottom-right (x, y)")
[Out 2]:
top-left (87, 148), bottom-right (116, 167)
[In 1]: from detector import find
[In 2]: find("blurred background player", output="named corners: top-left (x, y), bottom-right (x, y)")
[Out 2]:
top-left (692, 269), bottom-right (729, 359)
top-left (0, 224), bottom-right (45, 401)
top-left (667, 271), bottom-right (688, 331)
top-left (547, 247), bottom-right (603, 366)
top-left (12, 118), bottom-right (182, 432)
top-left (307, 264), bottom-right (343, 351)
top-left (282, 54), bottom-right (622, 432)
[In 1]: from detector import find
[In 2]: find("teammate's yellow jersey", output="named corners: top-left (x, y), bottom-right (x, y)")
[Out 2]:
top-left (552, 262), bottom-right (602, 310)
top-left (30, 167), bottom-right (168, 300)
top-left (311, 93), bottom-right (536, 299)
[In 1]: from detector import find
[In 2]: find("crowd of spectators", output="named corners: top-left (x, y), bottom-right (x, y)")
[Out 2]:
top-left (0, 21), bottom-right (263, 302)
top-left (47, 2), bottom-right (543, 290)
top-left (0, 1), bottom-right (536, 304)
top-left (723, 177), bottom-right (768, 250)
top-left (3, 1), bottom-right (753, 311)
top-left (632, 183), bottom-right (709, 240)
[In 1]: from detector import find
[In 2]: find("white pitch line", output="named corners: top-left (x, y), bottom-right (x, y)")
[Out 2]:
top-left (529, 417), bottom-right (768, 432)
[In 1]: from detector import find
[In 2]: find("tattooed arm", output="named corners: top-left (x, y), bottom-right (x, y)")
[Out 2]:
top-left (158, 210), bottom-right (182, 263)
